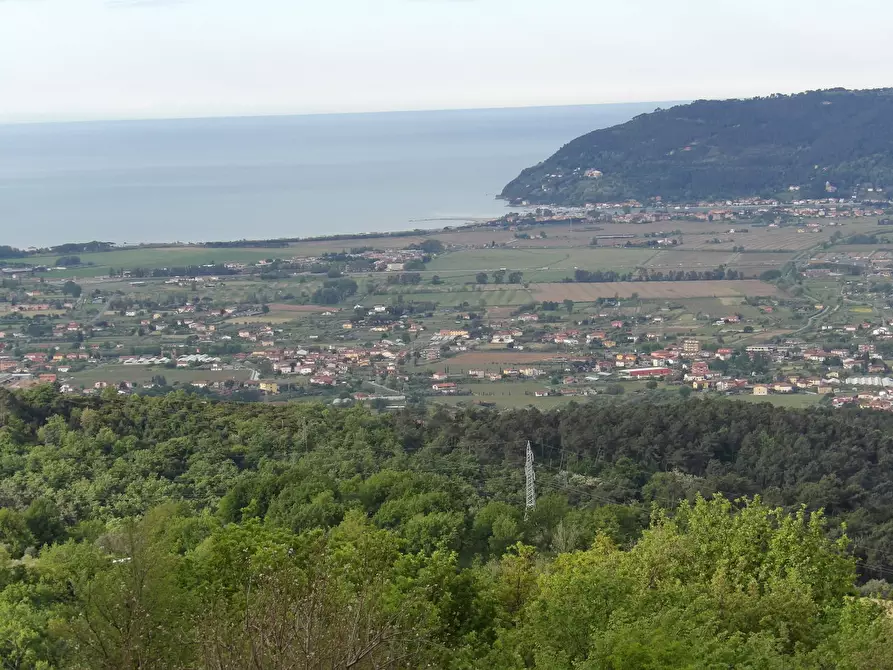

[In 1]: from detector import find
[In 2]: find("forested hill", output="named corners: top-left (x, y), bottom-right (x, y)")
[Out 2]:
top-left (501, 88), bottom-right (893, 205)
top-left (5, 388), bottom-right (893, 666)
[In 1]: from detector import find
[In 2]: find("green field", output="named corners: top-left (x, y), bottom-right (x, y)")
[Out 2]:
top-left (381, 288), bottom-right (535, 307)
top-left (734, 393), bottom-right (824, 409)
top-left (425, 247), bottom-right (657, 274)
top-left (434, 380), bottom-right (570, 410)
top-left (14, 246), bottom-right (296, 276)
top-left (65, 365), bottom-right (253, 387)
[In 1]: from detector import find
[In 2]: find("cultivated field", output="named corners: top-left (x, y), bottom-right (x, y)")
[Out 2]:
top-left (267, 303), bottom-right (338, 313)
top-left (65, 365), bottom-right (253, 386)
top-left (436, 352), bottom-right (575, 369)
top-left (425, 247), bottom-right (656, 273)
top-left (530, 280), bottom-right (780, 301)
top-left (644, 250), bottom-right (796, 275)
top-left (23, 246), bottom-right (291, 275)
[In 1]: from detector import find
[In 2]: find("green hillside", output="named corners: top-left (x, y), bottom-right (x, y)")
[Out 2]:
top-left (501, 88), bottom-right (893, 205)
top-left (2, 389), bottom-right (893, 666)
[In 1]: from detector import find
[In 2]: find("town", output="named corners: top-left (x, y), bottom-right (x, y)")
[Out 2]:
top-left (2, 199), bottom-right (893, 413)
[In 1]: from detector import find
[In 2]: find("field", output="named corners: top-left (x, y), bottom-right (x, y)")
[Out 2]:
top-left (433, 351), bottom-right (570, 370)
top-left (530, 280), bottom-right (779, 301)
top-left (435, 381), bottom-right (569, 409)
top-left (425, 247), bottom-right (656, 275)
top-left (266, 304), bottom-right (338, 313)
top-left (644, 250), bottom-right (796, 276)
top-left (21, 247), bottom-right (292, 277)
top-left (65, 365), bottom-right (253, 387)
top-left (377, 288), bottom-right (535, 307)
top-left (734, 394), bottom-right (825, 409)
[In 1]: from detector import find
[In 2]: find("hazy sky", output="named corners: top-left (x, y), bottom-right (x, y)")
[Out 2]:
top-left (1, 0), bottom-right (891, 122)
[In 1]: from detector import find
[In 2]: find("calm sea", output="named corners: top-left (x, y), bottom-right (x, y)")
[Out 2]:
top-left (0, 103), bottom-right (661, 248)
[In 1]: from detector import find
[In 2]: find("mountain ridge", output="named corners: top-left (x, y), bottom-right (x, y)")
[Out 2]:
top-left (500, 87), bottom-right (893, 205)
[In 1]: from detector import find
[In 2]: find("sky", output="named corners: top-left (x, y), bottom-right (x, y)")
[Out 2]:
top-left (0, 0), bottom-right (891, 123)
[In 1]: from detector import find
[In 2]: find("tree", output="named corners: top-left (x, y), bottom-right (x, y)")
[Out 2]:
top-left (23, 498), bottom-right (65, 548)
top-left (475, 272), bottom-right (488, 284)
top-left (43, 508), bottom-right (197, 669)
top-left (62, 281), bottom-right (82, 298)
top-left (0, 509), bottom-right (35, 557)
top-left (508, 271), bottom-right (523, 284)
top-left (563, 299), bottom-right (574, 313)
top-left (416, 239), bottom-right (444, 254)
top-left (500, 496), bottom-right (865, 667)
top-left (431, 275), bottom-right (442, 285)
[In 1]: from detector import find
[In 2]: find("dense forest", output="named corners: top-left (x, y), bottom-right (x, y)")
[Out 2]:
top-left (3, 388), bottom-right (893, 667)
top-left (501, 88), bottom-right (893, 205)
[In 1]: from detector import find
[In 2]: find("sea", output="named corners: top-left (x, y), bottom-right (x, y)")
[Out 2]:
top-left (0, 102), bottom-right (662, 249)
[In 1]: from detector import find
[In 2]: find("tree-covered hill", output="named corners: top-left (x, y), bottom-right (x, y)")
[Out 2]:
top-left (3, 388), bottom-right (893, 666)
top-left (501, 88), bottom-right (893, 205)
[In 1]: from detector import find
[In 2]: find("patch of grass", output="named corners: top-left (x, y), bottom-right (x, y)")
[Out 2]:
top-left (426, 247), bottom-right (654, 275)
top-left (733, 393), bottom-right (824, 409)
top-left (22, 246), bottom-right (294, 275)
top-left (66, 365), bottom-right (252, 387)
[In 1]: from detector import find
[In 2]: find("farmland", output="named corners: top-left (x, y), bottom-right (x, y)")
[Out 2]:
top-left (644, 250), bottom-right (797, 275)
top-left (530, 280), bottom-right (780, 301)
top-left (66, 365), bottom-right (254, 387)
top-left (21, 246), bottom-right (291, 277)
top-left (425, 247), bottom-right (656, 274)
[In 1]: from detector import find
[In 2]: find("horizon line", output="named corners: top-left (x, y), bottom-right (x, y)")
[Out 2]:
top-left (0, 99), bottom-right (690, 128)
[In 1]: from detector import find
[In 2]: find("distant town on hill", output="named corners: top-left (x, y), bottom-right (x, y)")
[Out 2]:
top-left (501, 88), bottom-right (893, 206)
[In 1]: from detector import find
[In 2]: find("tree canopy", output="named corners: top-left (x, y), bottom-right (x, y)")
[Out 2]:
top-left (1, 388), bottom-right (893, 667)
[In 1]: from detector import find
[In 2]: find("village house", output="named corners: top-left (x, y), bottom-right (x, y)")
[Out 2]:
top-left (686, 361), bottom-right (711, 382)
top-left (614, 353), bottom-right (638, 368)
top-left (553, 333), bottom-right (579, 345)
top-left (651, 351), bottom-right (679, 366)
top-left (715, 379), bottom-right (747, 392)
